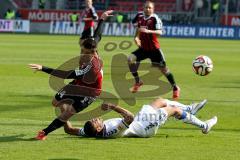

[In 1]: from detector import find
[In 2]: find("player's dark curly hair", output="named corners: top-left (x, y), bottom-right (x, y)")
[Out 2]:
top-left (82, 38), bottom-right (97, 50)
top-left (83, 121), bottom-right (97, 137)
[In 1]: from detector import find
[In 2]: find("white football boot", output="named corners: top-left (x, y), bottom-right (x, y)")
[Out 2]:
top-left (190, 99), bottom-right (208, 115)
top-left (202, 116), bottom-right (218, 134)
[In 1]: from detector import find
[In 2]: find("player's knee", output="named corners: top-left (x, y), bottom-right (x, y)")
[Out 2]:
top-left (173, 108), bottom-right (183, 119)
top-left (151, 97), bottom-right (167, 108)
top-left (59, 110), bottom-right (75, 121)
top-left (65, 106), bottom-right (76, 115)
top-left (79, 38), bottom-right (84, 47)
top-left (156, 97), bottom-right (164, 102)
top-left (155, 97), bottom-right (167, 107)
top-left (127, 57), bottom-right (133, 64)
top-left (160, 67), bottom-right (169, 75)
top-left (52, 98), bottom-right (59, 107)
top-left (128, 55), bottom-right (136, 64)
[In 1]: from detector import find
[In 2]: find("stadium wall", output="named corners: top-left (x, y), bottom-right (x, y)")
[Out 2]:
top-left (1, 20), bottom-right (240, 40)
top-left (48, 22), bottom-right (240, 40)
top-left (0, 19), bottom-right (30, 33)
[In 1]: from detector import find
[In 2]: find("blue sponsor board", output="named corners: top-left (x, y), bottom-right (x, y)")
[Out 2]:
top-left (163, 25), bottom-right (240, 39)
top-left (50, 22), bottom-right (240, 39)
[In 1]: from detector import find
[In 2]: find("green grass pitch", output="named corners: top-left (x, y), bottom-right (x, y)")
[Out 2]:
top-left (0, 34), bottom-right (239, 160)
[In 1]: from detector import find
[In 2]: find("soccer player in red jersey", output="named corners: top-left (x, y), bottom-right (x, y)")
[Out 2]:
top-left (128, 1), bottom-right (180, 100)
top-left (29, 10), bottom-right (113, 140)
top-left (81, 0), bottom-right (99, 39)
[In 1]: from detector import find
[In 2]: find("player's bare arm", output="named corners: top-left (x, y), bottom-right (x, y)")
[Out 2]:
top-left (90, 10), bottom-right (113, 44)
top-left (28, 63), bottom-right (91, 79)
top-left (83, 17), bottom-right (94, 21)
top-left (100, 10), bottom-right (113, 20)
top-left (101, 103), bottom-right (134, 125)
top-left (64, 121), bottom-right (80, 135)
top-left (138, 27), bottom-right (163, 35)
top-left (134, 28), bottom-right (141, 47)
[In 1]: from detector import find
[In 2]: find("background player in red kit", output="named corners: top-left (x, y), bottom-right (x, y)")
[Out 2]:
top-left (81, 0), bottom-right (99, 39)
top-left (29, 10), bottom-right (113, 140)
top-left (128, 1), bottom-right (180, 100)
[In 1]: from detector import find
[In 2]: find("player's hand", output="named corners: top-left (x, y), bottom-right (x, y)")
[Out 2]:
top-left (139, 27), bottom-right (150, 34)
top-left (100, 10), bottom-right (114, 21)
top-left (28, 64), bottom-right (43, 72)
top-left (134, 37), bottom-right (141, 47)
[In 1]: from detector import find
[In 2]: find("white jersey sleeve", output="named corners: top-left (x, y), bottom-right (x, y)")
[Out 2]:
top-left (152, 14), bottom-right (163, 30)
top-left (78, 128), bottom-right (86, 137)
top-left (103, 118), bottom-right (129, 138)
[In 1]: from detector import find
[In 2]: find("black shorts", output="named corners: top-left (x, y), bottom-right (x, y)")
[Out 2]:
top-left (132, 48), bottom-right (166, 67)
top-left (80, 27), bottom-right (94, 39)
top-left (55, 89), bottom-right (96, 113)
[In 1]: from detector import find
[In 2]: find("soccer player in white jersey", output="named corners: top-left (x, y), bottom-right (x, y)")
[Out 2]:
top-left (64, 98), bottom-right (217, 138)
top-left (64, 104), bottom-right (134, 138)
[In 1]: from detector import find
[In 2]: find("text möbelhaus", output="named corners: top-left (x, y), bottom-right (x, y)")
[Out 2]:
top-left (28, 11), bottom-right (74, 22)
top-left (19, 9), bottom-right (82, 22)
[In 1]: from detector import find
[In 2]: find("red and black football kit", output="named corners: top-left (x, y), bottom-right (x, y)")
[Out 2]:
top-left (132, 12), bottom-right (166, 67)
top-left (81, 7), bottom-right (98, 39)
top-left (42, 19), bottom-right (105, 113)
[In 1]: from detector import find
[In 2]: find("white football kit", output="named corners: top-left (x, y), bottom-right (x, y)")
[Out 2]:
top-left (78, 105), bottom-right (168, 138)
top-left (124, 105), bottom-right (168, 138)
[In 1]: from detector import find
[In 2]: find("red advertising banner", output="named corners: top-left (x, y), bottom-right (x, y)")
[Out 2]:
top-left (221, 15), bottom-right (240, 26)
top-left (19, 9), bottom-right (83, 22)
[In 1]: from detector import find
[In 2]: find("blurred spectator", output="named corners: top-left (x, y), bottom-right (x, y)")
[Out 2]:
top-left (116, 13), bottom-right (123, 35)
top-left (196, 0), bottom-right (210, 17)
top-left (182, 0), bottom-right (194, 12)
top-left (116, 13), bottom-right (123, 23)
top-left (228, 0), bottom-right (237, 13)
top-left (5, 9), bottom-right (15, 20)
top-left (96, 0), bottom-right (105, 3)
top-left (211, 0), bottom-right (220, 23)
top-left (70, 12), bottom-right (79, 34)
top-left (70, 12), bottom-right (79, 23)
top-left (15, 10), bottom-right (22, 19)
top-left (238, 1), bottom-right (240, 13)
top-left (211, 0), bottom-right (220, 14)
top-left (39, 0), bottom-right (46, 9)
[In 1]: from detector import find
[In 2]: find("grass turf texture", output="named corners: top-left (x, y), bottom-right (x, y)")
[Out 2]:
top-left (0, 34), bottom-right (239, 160)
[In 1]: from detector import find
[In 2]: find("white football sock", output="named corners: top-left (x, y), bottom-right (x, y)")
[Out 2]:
top-left (166, 100), bottom-right (192, 112)
top-left (182, 112), bottom-right (207, 129)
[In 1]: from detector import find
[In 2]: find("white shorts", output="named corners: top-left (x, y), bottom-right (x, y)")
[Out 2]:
top-left (124, 105), bottom-right (168, 138)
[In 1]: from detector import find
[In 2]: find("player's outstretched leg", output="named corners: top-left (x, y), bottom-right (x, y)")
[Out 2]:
top-left (36, 118), bottom-right (66, 140)
top-left (159, 67), bottom-right (180, 100)
top-left (175, 108), bottom-right (217, 134)
top-left (35, 104), bottom-right (75, 140)
top-left (128, 54), bottom-right (143, 93)
top-left (202, 116), bottom-right (218, 134)
top-left (190, 99), bottom-right (208, 115)
top-left (165, 99), bottom-right (207, 115)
